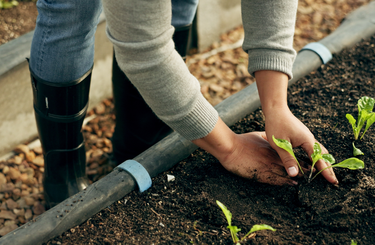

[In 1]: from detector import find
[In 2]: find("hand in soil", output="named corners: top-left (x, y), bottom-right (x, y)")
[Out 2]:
top-left (192, 118), bottom-right (300, 185)
top-left (219, 131), bottom-right (301, 186)
top-left (265, 107), bottom-right (339, 185)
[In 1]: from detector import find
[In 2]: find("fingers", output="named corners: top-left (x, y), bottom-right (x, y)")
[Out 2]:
top-left (314, 159), bottom-right (339, 185)
top-left (272, 147), bottom-right (301, 177)
top-left (301, 140), bottom-right (338, 185)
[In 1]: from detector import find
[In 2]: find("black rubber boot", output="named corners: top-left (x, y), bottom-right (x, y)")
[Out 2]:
top-left (111, 25), bottom-right (192, 164)
top-left (30, 68), bottom-right (92, 209)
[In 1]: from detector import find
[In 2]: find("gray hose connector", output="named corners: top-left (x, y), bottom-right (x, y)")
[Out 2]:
top-left (1, 2), bottom-right (375, 244)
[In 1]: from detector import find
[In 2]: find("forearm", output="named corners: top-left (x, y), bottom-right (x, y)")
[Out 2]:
top-left (192, 117), bottom-right (236, 162)
top-left (255, 70), bottom-right (290, 117)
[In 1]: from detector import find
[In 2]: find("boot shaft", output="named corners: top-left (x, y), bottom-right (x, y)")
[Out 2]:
top-left (30, 69), bottom-right (91, 152)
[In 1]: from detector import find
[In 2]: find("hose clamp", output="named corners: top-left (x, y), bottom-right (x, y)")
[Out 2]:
top-left (301, 42), bottom-right (332, 64)
top-left (117, 160), bottom-right (152, 192)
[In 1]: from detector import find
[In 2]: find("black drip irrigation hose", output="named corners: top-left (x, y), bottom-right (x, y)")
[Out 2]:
top-left (1, 2), bottom-right (375, 244)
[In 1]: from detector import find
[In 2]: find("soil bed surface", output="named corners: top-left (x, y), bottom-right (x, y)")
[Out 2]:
top-left (45, 35), bottom-right (375, 245)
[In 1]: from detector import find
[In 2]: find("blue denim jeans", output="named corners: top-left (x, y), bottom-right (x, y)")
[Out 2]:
top-left (29, 0), bottom-right (198, 83)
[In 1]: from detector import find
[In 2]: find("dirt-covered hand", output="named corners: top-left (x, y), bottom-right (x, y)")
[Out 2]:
top-left (217, 131), bottom-right (298, 186)
top-left (265, 107), bottom-right (338, 185)
top-left (192, 118), bottom-right (298, 186)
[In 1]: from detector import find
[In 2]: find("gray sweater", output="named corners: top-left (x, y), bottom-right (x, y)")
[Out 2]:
top-left (102, 0), bottom-right (297, 141)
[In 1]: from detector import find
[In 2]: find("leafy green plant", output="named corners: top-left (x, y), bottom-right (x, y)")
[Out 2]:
top-left (216, 200), bottom-right (276, 244)
top-left (346, 96), bottom-right (375, 140)
top-left (272, 135), bottom-right (304, 174)
top-left (311, 157), bottom-right (364, 181)
top-left (352, 142), bottom-right (364, 156)
top-left (0, 0), bottom-right (18, 9)
top-left (351, 240), bottom-right (357, 245)
top-left (308, 142), bottom-right (335, 182)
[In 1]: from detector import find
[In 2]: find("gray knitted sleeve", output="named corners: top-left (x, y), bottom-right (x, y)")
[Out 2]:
top-left (102, 0), bottom-right (218, 141)
top-left (242, 0), bottom-right (298, 79)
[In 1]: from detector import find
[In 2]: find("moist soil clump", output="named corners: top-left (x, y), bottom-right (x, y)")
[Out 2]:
top-left (44, 36), bottom-right (375, 244)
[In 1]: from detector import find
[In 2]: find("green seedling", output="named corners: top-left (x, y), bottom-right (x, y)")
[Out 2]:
top-left (272, 135), bottom-right (304, 174)
top-left (346, 96), bottom-right (375, 140)
top-left (311, 157), bottom-right (364, 181)
top-left (308, 143), bottom-right (335, 182)
top-left (352, 142), bottom-right (364, 156)
top-left (216, 200), bottom-right (276, 244)
top-left (351, 240), bottom-right (357, 245)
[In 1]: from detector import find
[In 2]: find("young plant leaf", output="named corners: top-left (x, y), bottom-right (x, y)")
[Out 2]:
top-left (216, 200), bottom-right (276, 244)
top-left (347, 96), bottom-right (375, 140)
top-left (311, 157), bottom-right (364, 181)
top-left (272, 135), bottom-right (304, 174)
top-left (346, 114), bottom-right (359, 140)
top-left (360, 113), bottom-right (375, 140)
top-left (216, 200), bottom-right (239, 243)
top-left (243, 224), bottom-right (276, 239)
top-left (352, 142), bottom-right (364, 156)
top-left (308, 143), bottom-right (335, 182)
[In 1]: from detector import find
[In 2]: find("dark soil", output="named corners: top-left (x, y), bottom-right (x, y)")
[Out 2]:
top-left (44, 36), bottom-right (375, 244)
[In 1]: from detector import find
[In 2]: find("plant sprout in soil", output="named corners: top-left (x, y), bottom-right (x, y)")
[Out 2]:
top-left (346, 96), bottom-right (375, 140)
top-left (216, 200), bottom-right (276, 244)
top-left (272, 136), bottom-right (365, 182)
top-left (308, 142), bottom-right (335, 182)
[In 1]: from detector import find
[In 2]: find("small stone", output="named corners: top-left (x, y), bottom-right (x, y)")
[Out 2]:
top-left (13, 209), bottom-right (25, 217)
top-left (103, 138), bottom-right (111, 147)
top-left (94, 103), bottom-right (106, 115)
top-left (0, 183), bottom-right (15, 193)
top-left (21, 190), bottom-right (30, 197)
top-left (32, 156), bottom-right (44, 167)
top-left (32, 202), bottom-right (45, 215)
top-left (24, 196), bottom-right (35, 206)
top-left (0, 210), bottom-right (17, 220)
top-left (24, 209), bottom-right (32, 220)
top-left (14, 145), bottom-right (30, 155)
top-left (12, 155), bottom-right (23, 165)
top-left (32, 187), bottom-right (39, 195)
top-left (209, 83), bottom-right (224, 93)
top-left (33, 146), bottom-right (43, 155)
top-left (0, 173), bottom-right (6, 185)
top-left (8, 167), bottom-right (21, 180)
top-left (89, 163), bottom-right (99, 169)
top-left (12, 188), bottom-right (21, 197)
top-left (16, 198), bottom-right (29, 209)
top-left (2, 166), bottom-right (9, 174)
top-left (0, 224), bottom-right (18, 236)
top-left (25, 151), bottom-right (36, 162)
top-left (167, 174), bottom-right (175, 182)
top-left (91, 149), bottom-right (103, 159)
top-left (0, 202), bottom-right (7, 210)
top-left (4, 220), bottom-right (16, 226)
top-left (18, 216), bottom-right (26, 224)
top-left (87, 169), bottom-right (98, 176)
top-left (5, 199), bottom-right (19, 210)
